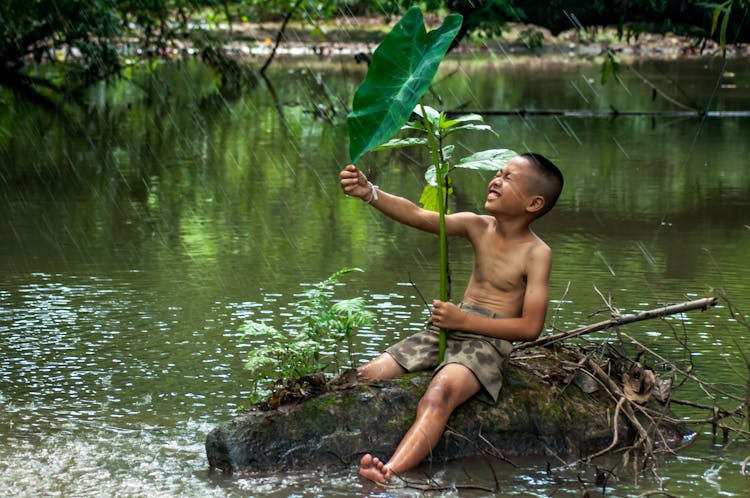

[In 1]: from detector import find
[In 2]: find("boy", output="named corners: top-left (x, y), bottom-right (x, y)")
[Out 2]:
top-left (339, 152), bottom-right (564, 483)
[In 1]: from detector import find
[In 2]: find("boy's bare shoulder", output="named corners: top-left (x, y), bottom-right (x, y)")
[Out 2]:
top-left (446, 211), bottom-right (493, 237)
top-left (509, 232), bottom-right (552, 271)
top-left (526, 233), bottom-right (553, 268)
top-left (450, 211), bottom-right (492, 222)
top-left (458, 212), bottom-right (495, 227)
top-left (530, 231), bottom-right (551, 251)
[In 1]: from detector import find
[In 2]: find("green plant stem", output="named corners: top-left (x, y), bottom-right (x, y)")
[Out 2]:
top-left (420, 101), bottom-right (449, 362)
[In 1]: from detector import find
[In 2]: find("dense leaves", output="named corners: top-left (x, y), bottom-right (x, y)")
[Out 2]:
top-left (0, 0), bottom-right (123, 102)
top-left (1, 0), bottom-right (192, 103)
top-left (442, 0), bottom-right (750, 45)
top-left (240, 268), bottom-right (374, 404)
top-left (373, 0), bottom-right (749, 45)
top-left (0, 0), bottom-right (351, 105)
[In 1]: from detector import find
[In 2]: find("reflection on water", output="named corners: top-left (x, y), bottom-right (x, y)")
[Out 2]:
top-left (1, 54), bottom-right (749, 496)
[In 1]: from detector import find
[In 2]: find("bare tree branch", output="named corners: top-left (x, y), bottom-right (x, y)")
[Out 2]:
top-left (514, 297), bottom-right (718, 351)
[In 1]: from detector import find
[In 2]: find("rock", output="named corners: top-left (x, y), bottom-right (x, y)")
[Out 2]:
top-left (205, 348), bottom-right (692, 473)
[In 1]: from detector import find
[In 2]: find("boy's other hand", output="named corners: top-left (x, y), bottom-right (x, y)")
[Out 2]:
top-left (340, 164), bottom-right (371, 200)
top-left (431, 300), bottom-right (464, 331)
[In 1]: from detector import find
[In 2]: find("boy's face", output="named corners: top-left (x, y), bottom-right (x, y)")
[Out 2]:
top-left (484, 156), bottom-right (536, 215)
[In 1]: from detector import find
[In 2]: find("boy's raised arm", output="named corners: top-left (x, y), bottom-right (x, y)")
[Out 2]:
top-left (340, 164), bottom-right (473, 236)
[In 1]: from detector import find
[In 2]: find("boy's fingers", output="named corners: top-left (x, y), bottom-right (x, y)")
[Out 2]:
top-left (339, 165), bottom-right (368, 196)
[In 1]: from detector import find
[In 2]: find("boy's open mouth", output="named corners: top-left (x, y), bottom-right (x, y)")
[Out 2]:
top-left (487, 188), bottom-right (500, 200)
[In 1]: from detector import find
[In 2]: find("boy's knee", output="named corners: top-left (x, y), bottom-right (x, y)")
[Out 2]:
top-left (419, 384), bottom-right (454, 412)
top-left (422, 364), bottom-right (481, 408)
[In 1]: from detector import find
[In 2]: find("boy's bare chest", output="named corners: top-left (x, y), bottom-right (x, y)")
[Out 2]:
top-left (471, 236), bottom-right (529, 289)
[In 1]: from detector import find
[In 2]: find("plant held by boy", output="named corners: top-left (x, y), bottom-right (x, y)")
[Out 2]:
top-left (346, 6), bottom-right (516, 360)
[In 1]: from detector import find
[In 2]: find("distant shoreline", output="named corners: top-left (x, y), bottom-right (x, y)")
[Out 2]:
top-left (209, 18), bottom-right (750, 62)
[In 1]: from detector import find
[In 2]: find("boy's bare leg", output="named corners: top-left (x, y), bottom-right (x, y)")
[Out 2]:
top-left (359, 363), bottom-right (481, 483)
top-left (357, 352), bottom-right (406, 380)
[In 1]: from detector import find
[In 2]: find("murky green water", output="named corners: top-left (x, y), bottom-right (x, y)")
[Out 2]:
top-left (1, 54), bottom-right (749, 496)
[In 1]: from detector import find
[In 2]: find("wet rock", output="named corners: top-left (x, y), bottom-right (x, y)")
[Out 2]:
top-left (205, 349), bottom-right (691, 473)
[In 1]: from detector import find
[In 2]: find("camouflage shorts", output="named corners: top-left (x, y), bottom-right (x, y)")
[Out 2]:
top-left (386, 302), bottom-right (513, 402)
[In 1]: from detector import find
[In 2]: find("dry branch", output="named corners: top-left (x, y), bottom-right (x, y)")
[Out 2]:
top-left (514, 297), bottom-right (718, 352)
top-left (621, 331), bottom-right (746, 403)
top-left (582, 356), bottom-right (654, 455)
top-left (519, 293), bottom-right (750, 479)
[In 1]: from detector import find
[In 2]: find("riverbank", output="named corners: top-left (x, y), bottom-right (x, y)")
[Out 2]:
top-left (202, 16), bottom-right (749, 63)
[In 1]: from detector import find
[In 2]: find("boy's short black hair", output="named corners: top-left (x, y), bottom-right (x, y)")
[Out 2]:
top-left (520, 152), bottom-right (564, 217)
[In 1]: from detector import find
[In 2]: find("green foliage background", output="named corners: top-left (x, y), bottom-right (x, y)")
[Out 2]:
top-left (1, 0), bottom-right (747, 107)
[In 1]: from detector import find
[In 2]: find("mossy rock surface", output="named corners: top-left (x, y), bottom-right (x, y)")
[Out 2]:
top-left (205, 349), bottom-right (691, 473)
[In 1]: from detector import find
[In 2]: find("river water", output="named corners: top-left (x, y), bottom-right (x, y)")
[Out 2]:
top-left (1, 53), bottom-right (749, 496)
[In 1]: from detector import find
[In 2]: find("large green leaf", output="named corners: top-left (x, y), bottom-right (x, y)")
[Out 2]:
top-left (456, 149), bottom-right (518, 171)
top-left (372, 137), bottom-right (428, 150)
top-left (347, 7), bottom-right (462, 164)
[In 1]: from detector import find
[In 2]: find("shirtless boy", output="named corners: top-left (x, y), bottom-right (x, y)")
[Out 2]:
top-left (339, 152), bottom-right (564, 484)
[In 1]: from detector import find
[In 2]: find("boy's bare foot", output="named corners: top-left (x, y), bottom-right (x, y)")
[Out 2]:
top-left (358, 454), bottom-right (391, 483)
